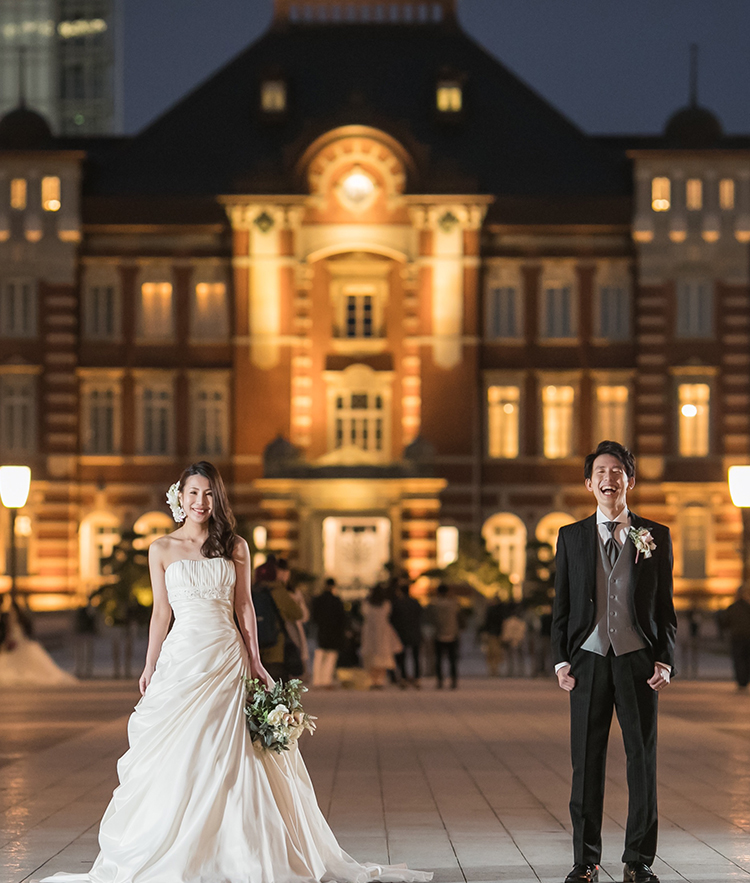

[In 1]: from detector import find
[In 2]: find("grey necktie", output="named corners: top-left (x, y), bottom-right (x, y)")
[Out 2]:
top-left (604, 521), bottom-right (620, 568)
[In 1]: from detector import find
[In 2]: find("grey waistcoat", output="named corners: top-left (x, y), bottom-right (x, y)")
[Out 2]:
top-left (581, 532), bottom-right (646, 657)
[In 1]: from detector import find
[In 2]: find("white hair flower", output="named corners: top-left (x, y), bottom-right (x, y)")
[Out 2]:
top-left (166, 482), bottom-right (185, 523)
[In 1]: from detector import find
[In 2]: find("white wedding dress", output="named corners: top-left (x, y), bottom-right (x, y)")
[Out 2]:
top-left (41, 558), bottom-right (431, 883)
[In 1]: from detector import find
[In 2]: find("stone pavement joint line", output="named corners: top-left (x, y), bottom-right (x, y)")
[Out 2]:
top-left (2, 680), bottom-right (750, 883)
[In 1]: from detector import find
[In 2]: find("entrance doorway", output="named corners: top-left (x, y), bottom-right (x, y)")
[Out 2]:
top-left (322, 516), bottom-right (391, 597)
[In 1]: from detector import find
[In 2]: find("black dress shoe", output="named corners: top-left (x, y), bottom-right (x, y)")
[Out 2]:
top-left (623, 862), bottom-right (659, 883)
top-left (565, 863), bottom-right (599, 883)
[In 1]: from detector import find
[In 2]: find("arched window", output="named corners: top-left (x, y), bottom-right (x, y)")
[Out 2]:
top-left (133, 511), bottom-right (173, 549)
top-left (79, 511), bottom-right (121, 591)
top-left (535, 512), bottom-right (575, 556)
top-left (481, 513), bottom-right (527, 589)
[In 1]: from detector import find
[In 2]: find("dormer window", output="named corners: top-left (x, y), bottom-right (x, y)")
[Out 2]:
top-left (436, 80), bottom-right (462, 113)
top-left (651, 177), bottom-right (670, 211)
top-left (41, 176), bottom-right (61, 212)
top-left (686, 178), bottom-right (702, 211)
top-left (261, 79), bottom-right (287, 113)
top-left (720, 178), bottom-right (735, 210)
top-left (10, 178), bottom-right (26, 210)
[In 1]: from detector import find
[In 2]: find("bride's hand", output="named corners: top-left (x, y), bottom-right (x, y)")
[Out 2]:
top-left (139, 663), bottom-right (156, 696)
top-left (250, 660), bottom-right (275, 689)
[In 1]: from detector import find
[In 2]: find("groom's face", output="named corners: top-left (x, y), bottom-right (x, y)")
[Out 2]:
top-left (585, 453), bottom-right (635, 513)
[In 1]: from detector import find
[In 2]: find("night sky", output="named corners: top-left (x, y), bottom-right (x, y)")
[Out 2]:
top-left (122, 0), bottom-right (750, 137)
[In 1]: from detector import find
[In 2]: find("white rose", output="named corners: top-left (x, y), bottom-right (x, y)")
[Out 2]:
top-left (267, 705), bottom-right (290, 727)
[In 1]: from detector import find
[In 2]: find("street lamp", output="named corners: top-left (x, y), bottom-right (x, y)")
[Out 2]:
top-left (0, 466), bottom-right (31, 603)
top-left (728, 465), bottom-right (750, 584)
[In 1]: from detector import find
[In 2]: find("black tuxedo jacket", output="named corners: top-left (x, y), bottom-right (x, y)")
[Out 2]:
top-left (551, 511), bottom-right (677, 671)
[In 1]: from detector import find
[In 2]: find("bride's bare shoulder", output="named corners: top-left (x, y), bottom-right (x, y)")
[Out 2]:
top-left (149, 534), bottom-right (179, 565)
top-left (233, 536), bottom-right (250, 564)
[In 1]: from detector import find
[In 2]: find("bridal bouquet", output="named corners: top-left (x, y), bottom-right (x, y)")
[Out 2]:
top-left (243, 677), bottom-right (317, 753)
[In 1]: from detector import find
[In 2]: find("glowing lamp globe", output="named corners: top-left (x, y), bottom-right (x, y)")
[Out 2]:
top-left (0, 465), bottom-right (31, 509)
top-left (729, 466), bottom-right (750, 509)
top-left (341, 167), bottom-right (374, 204)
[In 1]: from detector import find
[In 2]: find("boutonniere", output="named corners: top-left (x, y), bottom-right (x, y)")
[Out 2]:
top-left (629, 526), bottom-right (656, 563)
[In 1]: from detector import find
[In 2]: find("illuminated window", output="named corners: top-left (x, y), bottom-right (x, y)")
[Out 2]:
top-left (436, 81), bottom-right (462, 113)
top-left (345, 293), bottom-right (374, 338)
top-left (651, 177), bottom-right (670, 211)
top-left (192, 281), bottom-right (229, 340)
top-left (536, 512), bottom-right (575, 554)
top-left (261, 79), bottom-right (286, 113)
top-left (681, 504), bottom-right (708, 579)
top-left (82, 381), bottom-right (120, 454)
top-left (720, 178), bottom-right (735, 210)
top-left (487, 385), bottom-right (520, 458)
top-left (0, 280), bottom-right (37, 338)
top-left (0, 374), bottom-right (36, 454)
top-left (335, 391), bottom-right (383, 451)
top-left (676, 279), bottom-right (713, 338)
top-left (596, 285), bottom-right (630, 340)
top-left (686, 178), bottom-right (703, 211)
top-left (542, 384), bottom-right (575, 458)
top-left (487, 285), bottom-right (520, 339)
top-left (79, 511), bottom-right (121, 588)
top-left (595, 385), bottom-right (629, 443)
top-left (191, 377), bottom-right (229, 457)
top-left (137, 381), bottom-right (174, 456)
top-left (140, 282), bottom-right (173, 340)
top-left (436, 525), bottom-right (459, 568)
top-left (41, 176), bottom-right (61, 212)
top-left (541, 285), bottom-right (575, 339)
top-left (85, 284), bottom-right (119, 340)
top-left (482, 513), bottom-right (527, 587)
top-left (10, 178), bottom-right (26, 210)
top-left (678, 383), bottom-right (710, 457)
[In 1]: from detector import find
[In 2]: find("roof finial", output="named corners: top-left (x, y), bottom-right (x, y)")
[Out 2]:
top-left (689, 43), bottom-right (698, 107)
top-left (18, 45), bottom-right (27, 108)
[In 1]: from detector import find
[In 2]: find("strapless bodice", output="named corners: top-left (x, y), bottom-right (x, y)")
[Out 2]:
top-left (165, 557), bottom-right (236, 603)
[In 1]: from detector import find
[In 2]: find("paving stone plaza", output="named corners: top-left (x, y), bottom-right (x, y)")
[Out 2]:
top-left (2, 678), bottom-right (750, 883)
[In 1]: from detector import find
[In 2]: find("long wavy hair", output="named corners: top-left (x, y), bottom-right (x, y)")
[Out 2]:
top-left (178, 461), bottom-right (237, 560)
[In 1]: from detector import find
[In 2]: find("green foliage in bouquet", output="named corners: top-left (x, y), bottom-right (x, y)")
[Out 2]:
top-left (243, 678), bottom-right (317, 754)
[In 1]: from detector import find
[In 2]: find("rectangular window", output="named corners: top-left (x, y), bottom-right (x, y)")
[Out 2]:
top-left (487, 385), bottom-right (520, 458)
top-left (83, 385), bottom-right (120, 454)
top-left (542, 384), bottom-right (575, 459)
top-left (686, 178), bottom-right (703, 211)
top-left (0, 375), bottom-right (36, 453)
top-left (192, 384), bottom-right (228, 457)
top-left (678, 383), bottom-right (710, 457)
top-left (595, 385), bottom-right (629, 443)
top-left (720, 178), bottom-right (735, 210)
top-left (486, 286), bottom-right (520, 339)
top-left (85, 284), bottom-right (118, 340)
top-left (192, 282), bottom-right (229, 340)
top-left (140, 282), bottom-right (173, 340)
top-left (334, 391), bottom-right (384, 452)
top-left (652, 177), bottom-right (670, 211)
top-left (345, 294), bottom-right (374, 338)
top-left (0, 280), bottom-right (37, 338)
top-left (10, 178), bottom-right (26, 210)
top-left (682, 506), bottom-right (708, 579)
top-left (542, 285), bottom-right (575, 339)
top-left (139, 383), bottom-right (173, 455)
top-left (676, 280), bottom-right (713, 338)
top-left (261, 79), bottom-right (286, 112)
top-left (436, 81), bottom-right (462, 113)
top-left (41, 176), bottom-right (61, 212)
top-left (596, 285), bottom-right (630, 340)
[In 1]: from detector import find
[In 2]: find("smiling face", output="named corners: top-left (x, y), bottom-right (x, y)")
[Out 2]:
top-left (585, 453), bottom-right (635, 516)
top-left (180, 474), bottom-right (213, 525)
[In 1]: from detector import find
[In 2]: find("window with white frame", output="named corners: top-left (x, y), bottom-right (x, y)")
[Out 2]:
top-left (486, 284), bottom-right (521, 339)
top-left (0, 374), bottom-right (36, 453)
top-left (79, 511), bottom-right (121, 588)
top-left (191, 378), bottom-right (229, 457)
top-left (139, 280), bottom-right (174, 340)
top-left (651, 176), bottom-right (670, 211)
top-left (542, 384), bottom-right (575, 458)
top-left (345, 291), bottom-right (374, 338)
top-left (487, 385), bottom-right (520, 458)
top-left (596, 284), bottom-right (630, 340)
top-left (133, 511), bottom-right (173, 549)
top-left (541, 284), bottom-right (575, 339)
top-left (678, 382), bottom-right (710, 457)
top-left (0, 280), bottom-right (37, 338)
top-left (481, 513), bottom-right (527, 588)
top-left (334, 390), bottom-right (384, 452)
top-left (595, 384), bottom-right (629, 444)
top-left (676, 279), bottom-right (713, 338)
top-left (81, 380), bottom-right (120, 454)
top-left (191, 281), bottom-right (229, 341)
top-left (137, 378), bottom-right (174, 455)
top-left (84, 282), bottom-right (119, 340)
top-left (329, 261), bottom-right (389, 344)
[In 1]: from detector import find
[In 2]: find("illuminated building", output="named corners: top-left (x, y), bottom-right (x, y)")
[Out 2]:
top-left (0, 0), bottom-right (749, 607)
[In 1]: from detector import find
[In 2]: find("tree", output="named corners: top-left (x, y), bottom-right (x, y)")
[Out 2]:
top-left (428, 532), bottom-right (512, 600)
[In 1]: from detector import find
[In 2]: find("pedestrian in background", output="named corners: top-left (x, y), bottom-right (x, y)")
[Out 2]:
top-left (479, 594), bottom-right (507, 677)
top-left (252, 559), bottom-right (303, 682)
top-left (718, 588), bottom-right (750, 690)
top-left (361, 583), bottom-right (402, 689)
top-left (311, 578), bottom-right (346, 688)
top-left (74, 599), bottom-right (98, 679)
top-left (501, 605), bottom-right (527, 676)
top-left (391, 581), bottom-right (423, 688)
top-left (430, 583), bottom-right (461, 689)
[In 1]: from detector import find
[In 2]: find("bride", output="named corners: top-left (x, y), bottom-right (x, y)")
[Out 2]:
top-left (41, 461), bottom-right (431, 883)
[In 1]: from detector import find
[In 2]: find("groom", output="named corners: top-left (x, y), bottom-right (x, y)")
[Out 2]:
top-left (551, 441), bottom-right (676, 883)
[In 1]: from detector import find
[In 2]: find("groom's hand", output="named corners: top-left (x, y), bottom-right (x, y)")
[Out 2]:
top-left (556, 664), bottom-right (576, 692)
top-left (647, 663), bottom-right (671, 692)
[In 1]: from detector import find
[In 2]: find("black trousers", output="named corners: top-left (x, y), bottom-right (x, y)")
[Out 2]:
top-left (435, 639), bottom-right (458, 686)
top-left (396, 643), bottom-right (421, 681)
top-left (569, 648), bottom-right (658, 865)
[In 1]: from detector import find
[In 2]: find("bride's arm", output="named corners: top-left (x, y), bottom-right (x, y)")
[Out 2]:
top-left (233, 538), bottom-right (274, 687)
top-left (139, 541), bottom-right (172, 696)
